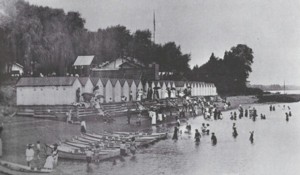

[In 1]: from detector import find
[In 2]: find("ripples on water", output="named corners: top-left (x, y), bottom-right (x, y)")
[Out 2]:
top-left (58, 102), bottom-right (300, 175)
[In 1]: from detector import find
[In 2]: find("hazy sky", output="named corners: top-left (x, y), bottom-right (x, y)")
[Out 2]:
top-left (26, 0), bottom-right (300, 85)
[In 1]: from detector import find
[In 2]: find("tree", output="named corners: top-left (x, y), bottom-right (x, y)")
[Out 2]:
top-left (193, 45), bottom-right (254, 95)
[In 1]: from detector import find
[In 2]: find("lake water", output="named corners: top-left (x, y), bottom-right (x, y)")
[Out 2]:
top-left (57, 102), bottom-right (300, 175)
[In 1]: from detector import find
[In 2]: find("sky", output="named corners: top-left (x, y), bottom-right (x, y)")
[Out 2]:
top-left (25, 0), bottom-right (300, 86)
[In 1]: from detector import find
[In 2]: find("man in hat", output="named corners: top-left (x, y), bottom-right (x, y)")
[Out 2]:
top-left (25, 144), bottom-right (34, 167)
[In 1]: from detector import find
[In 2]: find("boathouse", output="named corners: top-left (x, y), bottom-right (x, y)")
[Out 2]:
top-left (16, 77), bottom-right (81, 105)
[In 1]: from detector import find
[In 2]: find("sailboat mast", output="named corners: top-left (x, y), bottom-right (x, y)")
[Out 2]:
top-left (284, 80), bottom-right (285, 94)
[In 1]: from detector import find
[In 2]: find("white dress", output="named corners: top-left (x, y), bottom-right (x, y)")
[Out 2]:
top-left (44, 156), bottom-right (54, 169)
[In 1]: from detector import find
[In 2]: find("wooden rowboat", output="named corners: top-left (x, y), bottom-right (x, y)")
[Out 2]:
top-left (46, 144), bottom-right (120, 161)
top-left (0, 160), bottom-right (52, 173)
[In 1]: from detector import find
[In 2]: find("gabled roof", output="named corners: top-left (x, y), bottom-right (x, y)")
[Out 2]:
top-left (92, 70), bottom-right (142, 79)
top-left (73, 56), bottom-right (94, 66)
top-left (16, 77), bottom-right (78, 87)
top-left (119, 62), bottom-right (143, 69)
top-left (13, 63), bottom-right (24, 68)
top-left (78, 77), bottom-right (90, 86)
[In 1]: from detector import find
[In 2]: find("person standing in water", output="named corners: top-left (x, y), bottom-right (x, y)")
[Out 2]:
top-left (129, 137), bottom-right (137, 156)
top-left (206, 124), bottom-right (210, 135)
top-left (249, 131), bottom-right (254, 144)
top-left (172, 126), bottom-right (179, 140)
top-left (211, 133), bottom-right (217, 145)
top-left (201, 123), bottom-right (206, 135)
top-left (195, 129), bottom-right (201, 143)
top-left (232, 123), bottom-right (238, 138)
top-left (285, 112), bottom-right (289, 122)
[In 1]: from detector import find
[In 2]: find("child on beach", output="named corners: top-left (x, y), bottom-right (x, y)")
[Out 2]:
top-left (25, 144), bottom-right (34, 167)
top-left (36, 141), bottom-right (41, 159)
top-left (120, 141), bottom-right (127, 156)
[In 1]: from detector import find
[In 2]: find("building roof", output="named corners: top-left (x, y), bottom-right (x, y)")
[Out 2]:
top-left (73, 56), bottom-right (94, 66)
top-left (16, 77), bottom-right (78, 87)
top-left (175, 81), bottom-right (185, 87)
top-left (13, 63), bottom-right (24, 68)
top-left (91, 69), bottom-right (142, 80)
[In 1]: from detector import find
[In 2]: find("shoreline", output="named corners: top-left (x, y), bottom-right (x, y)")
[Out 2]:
top-left (0, 94), bottom-right (295, 175)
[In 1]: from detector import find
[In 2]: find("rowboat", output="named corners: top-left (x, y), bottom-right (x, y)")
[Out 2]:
top-left (85, 132), bottom-right (157, 146)
top-left (0, 160), bottom-right (52, 173)
top-left (114, 131), bottom-right (168, 139)
top-left (64, 141), bottom-right (90, 149)
top-left (47, 144), bottom-right (120, 161)
top-left (85, 132), bottom-right (156, 142)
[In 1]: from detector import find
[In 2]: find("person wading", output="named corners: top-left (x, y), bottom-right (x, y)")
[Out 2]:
top-left (194, 129), bottom-right (201, 143)
top-left (130, 137), bottom-right (137, 156)
top-left (232, 123), bottom-right (238, 138)
top-left (211, 133), bottom-right (217, 146)
top-left (172, 126), bottom-right (179, 140)
top-left (85, 148), bottom-right (94, 166)
top-left (249, 131), bottom-right (254, 144)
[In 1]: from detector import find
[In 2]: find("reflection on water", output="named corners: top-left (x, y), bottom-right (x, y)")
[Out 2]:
top-left (58, 102), bottom-right (300, 175)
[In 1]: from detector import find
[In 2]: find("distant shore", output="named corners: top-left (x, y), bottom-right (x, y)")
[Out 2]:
top-left (257, 94), bottom-right (300, 103)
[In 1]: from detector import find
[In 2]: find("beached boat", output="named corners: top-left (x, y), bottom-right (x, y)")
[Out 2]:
top-left (85, 132), bottom-right (156, 142)
top-left (0, 160), bottom-right (52, 173)
top-left (84, 132), bottom-right (157, 146)
top-left (114, 131), bottom-right (168, 140)
top-left (64, 141), bottom-right (90, 149)
top-left (47, 144), bottom-right (120, 161)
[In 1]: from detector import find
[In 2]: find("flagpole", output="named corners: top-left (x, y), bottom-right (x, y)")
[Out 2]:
top-left (153, 11), bottom-right (156, 44)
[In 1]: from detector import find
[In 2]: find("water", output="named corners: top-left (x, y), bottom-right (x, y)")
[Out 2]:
top-left (57, 102), bottom-right (300, 175)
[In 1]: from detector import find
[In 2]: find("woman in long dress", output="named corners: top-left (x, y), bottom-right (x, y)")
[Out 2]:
top-left (44, 155), bottom-right (54, 169)
top-left (52, 144), bottom-right (59, 166)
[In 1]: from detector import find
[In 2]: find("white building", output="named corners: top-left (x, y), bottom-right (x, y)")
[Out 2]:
top-left (16, 77), bottom-right (81, 105)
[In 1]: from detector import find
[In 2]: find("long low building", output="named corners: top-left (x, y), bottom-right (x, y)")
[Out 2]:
top-left (16, 77), bottom-right (217, 105)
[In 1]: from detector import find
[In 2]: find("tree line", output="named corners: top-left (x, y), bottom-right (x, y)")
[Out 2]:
top-left (0, 0), bottom-right (190, 77)
top-left (0, 0), bottom-right (258, 95)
